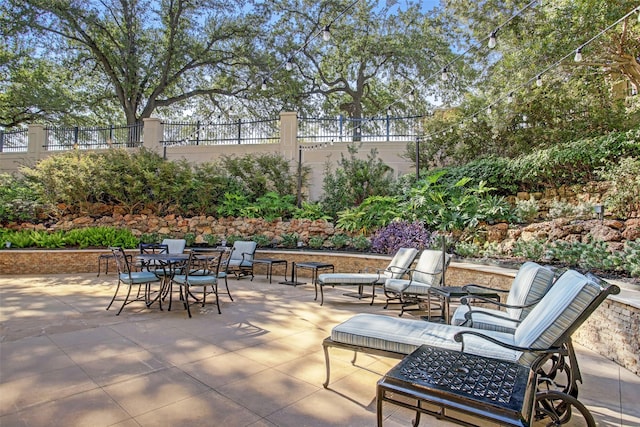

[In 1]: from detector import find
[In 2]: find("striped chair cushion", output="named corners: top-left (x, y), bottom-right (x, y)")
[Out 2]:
top-left (330, 313), bottom-right (521, 362)
top-left (318, 273), bottom-right (385, 285)
top-left (450, 262), bottom-right (555, 331)
top-left (504, 262), bottom-right (555, 319)
top-left (514, 270), bottom-right (599, 365)
top-left (412, 249), bottom-right (448, 286)
top-left (384, 278), bottom-right (431, 295)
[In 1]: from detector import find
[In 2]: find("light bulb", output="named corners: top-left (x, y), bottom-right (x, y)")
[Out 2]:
top-left (507, 92), bottom-right (514, 103)
top-left (261, 79), bottom-right (267, 91)
top-left (408, 89), bottom-right (415, 101)
top-left (574, 48), bottom-right (583, 62)
top-left (441, 67), bottom-right (449, 81)
top-left (285, 58), bottom-right (293, 71)
top-left (536, 75), bottom-right (543, 87)
top-left (487, 106), bottom-right (492, 115)
top-left (322, 25), bottom-right (331, 42)
top-left (488, 32), bottom-right (497, 49)
top-left (472, 116), bottom-right (478, 123)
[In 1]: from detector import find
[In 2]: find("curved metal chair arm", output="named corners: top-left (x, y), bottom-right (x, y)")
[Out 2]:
top-left (406, 267), bottom-right (442, 283)
top-left (459, 294), bottom-right (541, 310)
top-left (453, 330), bottom-right (562, 355)
top-left (463, 308), bottom-right (523, 324)
top-left (462, 283), bottom-right (509, 294)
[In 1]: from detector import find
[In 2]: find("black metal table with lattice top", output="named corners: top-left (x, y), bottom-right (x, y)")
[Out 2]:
top-left (376, 344), bottom-right (537, 427)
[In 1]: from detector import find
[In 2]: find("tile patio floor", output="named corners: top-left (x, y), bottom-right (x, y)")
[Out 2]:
top-left (1, 272), bottom-right (639, 427)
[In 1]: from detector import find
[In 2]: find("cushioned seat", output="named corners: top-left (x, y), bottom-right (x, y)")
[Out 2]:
top-left (383, 249), bottom-right (451, 315)
top-left (450, 261), bottom-right (556, 333)
top-left (316, 247), bottom-right (418, 306)
top-left (323, 269), bottom-right (618, 387)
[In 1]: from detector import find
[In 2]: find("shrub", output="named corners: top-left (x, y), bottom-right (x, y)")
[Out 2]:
top-left (252, 234), bottom-right (272, 248)
top-left (279, 232), bottom-right (299, 248)
top-left (220, 153), bottom-right (300, 200)
top-left (321, 145), bottom-right (395, 219)
top-left (598, 157), bottom-right (640, 218)
top-left (370, 220), bottom-right (434, 254)
top-left (454, 241), bottom-right (482, 258)
top-left (329, 233), bottom-right (350, 249)
top-left (512, 238), bottom-right (546, 261)
top-left (0, 173), bottom-right (45, 223)
top-left (308, 236), bottom-right (325, 249)
top-left (336, 196), bottom-right (401, 234)
top-left (351, 235), bottom-right (371, 251)
top-left (513, 198), bottom-right (539, 223)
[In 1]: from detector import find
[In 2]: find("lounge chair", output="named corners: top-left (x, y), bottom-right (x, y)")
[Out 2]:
top-left (322, 269), bottom-right (619, 401)
top-left (225, 240), bottom-right (257, 280)
top-left (450, 261), bottom-right (557, 333)
top-left (106, 246), bottom-right (162, 315)
top-left (382, 249), bottom-right (451, 316)
top-left (315, 247), bottom-right (419, 306)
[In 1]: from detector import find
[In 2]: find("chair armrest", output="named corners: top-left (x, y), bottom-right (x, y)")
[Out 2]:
top-left (463, 309), bottom-right (522, 325)
top-left (453, 330), bottom-right (562, 355)
top-left (459, 295), bottom-right (541, 311)
top-left (462, 283), bottom-right (509, 294)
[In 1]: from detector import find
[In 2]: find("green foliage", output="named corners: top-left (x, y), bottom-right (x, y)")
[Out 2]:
top-left (0, 226), bottom-right (139, 249)
top-left (598, 157), bottom-right (640, 219)
top-left (251, 234), bottom-right (272, 248)
top-left (217, 192), bottom-right (251, 218)
top-left (253, 192), bottom-right (296, 221)
top-left (308, 236), bottom-right (325, 249)
top-left (321, 146), bottom-right (395, 219)
top-left (336, 196), bottom-right (401, 234)
top-left (621, 240), bottom-right (640, 277)
top-left (221, 153), bottom-right (299, 201)
top-left (202, 234), bottom-right (220, 246)
top-left (350, 235), bottom-right (371, 252)
top-left (513, 199), bottom-right (540, 224)
top-left (512, 239), bottom-right (546, 261)
top-left (548, 201), bottom-right (596, 220)
top-left (0, 174), bottom-right (45, 223)
top-left (427, 129), bottom-right (640, 195)
top-left (279, 232), bottom-right (299, 248)
top-left (401, 171), bottom-right (507, 232)
top-left (293, 201), bottom-right (332, 221)
top-left (454, 241), bottom-right (482, 258)
top-left (2, 230), bottom-right (34, 248)
top-left (329, 233), bottom-right (350, 249)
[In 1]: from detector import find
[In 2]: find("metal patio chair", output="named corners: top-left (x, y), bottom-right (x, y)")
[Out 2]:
top-left (315, 247), bottom-right (419, 306)
top-left (322, 269), bottom-right (619, 426)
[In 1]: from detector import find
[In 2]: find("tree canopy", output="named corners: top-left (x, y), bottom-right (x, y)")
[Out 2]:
top-left (1, 0), bottom-right (637, 169)
top-left (2, 0), bottom-right (270, 125)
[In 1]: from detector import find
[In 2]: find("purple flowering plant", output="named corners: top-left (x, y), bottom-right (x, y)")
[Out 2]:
top-left (370, 220), bottom-right (434, 254)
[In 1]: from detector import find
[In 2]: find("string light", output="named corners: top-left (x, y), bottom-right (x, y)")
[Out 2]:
top-left (507, 92), bottom-right (514, 103)
top-left (488, 32), bottom-right (497, 49)
top-left (261, 78), bottom-right (268, 91)
top-left (535, 74), bottom-right (543, 87)
top-left (285, 58), bottom-right (293, 71)
top-left (322, 25), bottom-right (331, 41)
top-left (441, 67), bottom-right (449, 81)
top-left (574, 47), bottom-right (583, 62)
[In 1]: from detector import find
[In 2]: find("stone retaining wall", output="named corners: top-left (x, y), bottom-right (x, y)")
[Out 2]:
top-left (0, 249), bottom-right (636, 375)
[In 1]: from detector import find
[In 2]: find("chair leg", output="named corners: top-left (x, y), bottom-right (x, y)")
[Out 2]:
top-left (116, 284), bottom-right (134, 315)
top-left (224, 276), bottom-right (233, 301)
top-left (183, 283), bottom-right (192, 318)
top-left (106, 281), bottom-right (121, 311)
top-left (323, 343), bottom-right (332, 388)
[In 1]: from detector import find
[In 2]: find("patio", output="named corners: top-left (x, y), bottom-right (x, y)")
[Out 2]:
top-left (1, 272), bottom-right (638, 426)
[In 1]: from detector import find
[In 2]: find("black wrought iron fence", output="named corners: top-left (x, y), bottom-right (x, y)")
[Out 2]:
top-left (298, 115), bottom-right (424, 143)
top-left (0, 128), bottom-right (28, 153)
top-left (161, 118), bottom-right (280, 147)
top-left (45, 123), bottom-right (143, 151)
